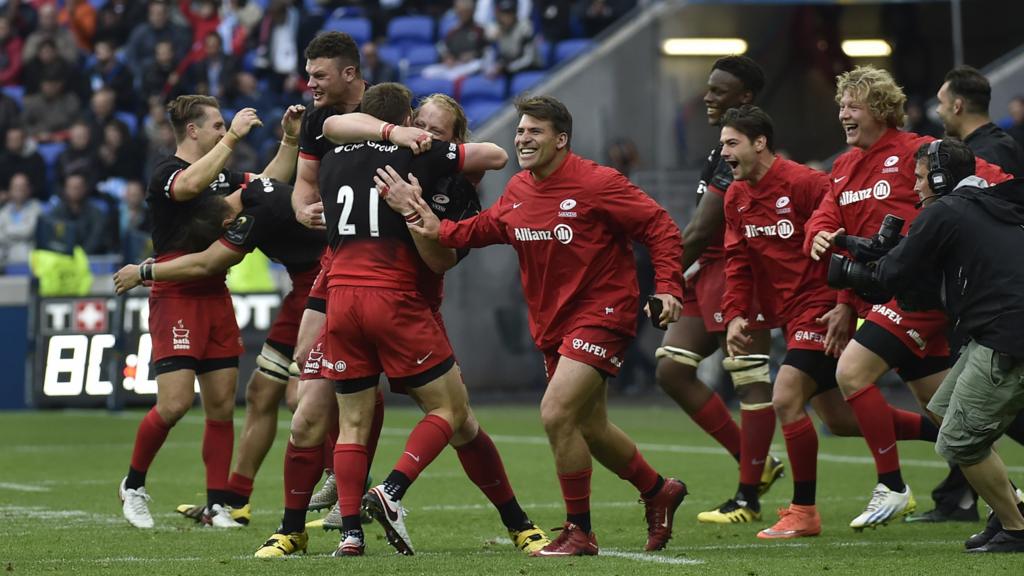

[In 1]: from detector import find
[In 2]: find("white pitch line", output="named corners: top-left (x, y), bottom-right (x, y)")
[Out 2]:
top-left (493, 537), bottom-right (704, 565)
top-left (0, 482), bottom-right (51, 492)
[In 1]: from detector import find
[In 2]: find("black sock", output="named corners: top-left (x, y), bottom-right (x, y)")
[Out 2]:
top-left (225, 490), bottom-right (248, 508)
top-left (496, 497), bottom-right (531, 532)
top-left (125, 467), bottom-right (146, 490)
top-left (878, 471), bottom-right (905, 493)
top-left (792, 480), bottom-right (816, 506)
top-left (207, 489), bottom-right (230, 509)
top-left (641, 476), bottom-right (665, 501)
top-left (737, 483), bottom-right (760, 511)
top-left (383, 470), bottom-right (412, 501)
top-left (566, 512), bottom-right (591, 533)
top-left (280, 507), bottom-right (307, 534)
top-left (341, 514), bottom-right (362, 533)
top-left (1004, 529), bottom-right (1024, 540)
top-left (919, 418), bottom-right (939, 442)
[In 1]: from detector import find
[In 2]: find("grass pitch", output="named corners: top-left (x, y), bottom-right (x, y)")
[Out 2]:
top-left (2, 403), bottom-right (1023, 575)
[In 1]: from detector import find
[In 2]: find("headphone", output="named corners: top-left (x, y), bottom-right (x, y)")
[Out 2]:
top-left (926, 139), bottom-right (954, 196)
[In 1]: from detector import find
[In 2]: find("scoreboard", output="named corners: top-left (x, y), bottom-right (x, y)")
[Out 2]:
top-left (30, 293), bottom-right (282, 408)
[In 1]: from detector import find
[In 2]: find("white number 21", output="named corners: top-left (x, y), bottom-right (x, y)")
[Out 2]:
top-left (335, 185), bottom-right (379, 237)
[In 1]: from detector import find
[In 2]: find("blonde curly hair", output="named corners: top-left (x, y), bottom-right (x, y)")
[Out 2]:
top-left (835, 65), bottom-right (906, 128)
top-left (416, 93), bottom-right (471, 144)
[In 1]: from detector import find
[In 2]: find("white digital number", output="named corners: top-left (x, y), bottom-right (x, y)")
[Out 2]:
top-left (85, 334), bottom-right (115, 395)
top-left (335, 185), bottom-right (380, 237)
top-left (43, 334), bottom-right (89, 396)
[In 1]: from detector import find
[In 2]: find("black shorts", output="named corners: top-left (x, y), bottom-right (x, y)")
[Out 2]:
top-left (334, 355), bottom-right (455, 395)
top-left (782, 348), bottom-right (838, 397)
top-left (854, 321), bottom-right (951, 381)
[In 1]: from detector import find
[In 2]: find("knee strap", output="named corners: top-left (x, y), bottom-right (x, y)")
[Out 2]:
top-left (256, 343), bottom-right (292, 384)
top-left (655, 346), bottom-right (704, 368)
top-left (723, 354), bottom-right (771, 387)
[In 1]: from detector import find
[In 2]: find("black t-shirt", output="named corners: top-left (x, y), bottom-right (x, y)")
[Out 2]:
top-left (964, 122), bottom-right (1024, 178)
top-left (318, 139), bottom-right (464, 289)
top-left (319, 139), bottom-right (464, 249)
top-left (428, 173), bottom-right (482, 262)
top-left (147, 155), bottom-right (248, 254)
top-left (220, 177), bottom-right (326, 273)
top-left (298, 104), bottom-right (344, 162)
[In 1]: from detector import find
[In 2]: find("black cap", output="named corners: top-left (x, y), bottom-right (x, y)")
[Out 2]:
top-left (496, 0), bottom-right (517, 13)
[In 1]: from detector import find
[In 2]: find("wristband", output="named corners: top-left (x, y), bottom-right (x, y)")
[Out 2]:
top-left (403, 211), bottom-right (423, 226)
top-left (139, 263), bottom-right (154, 282)
top-left (280, 138), bottom-right (298, 148)
top-left (281, 134), bottom-right (298, 146)
top-left (382, 123), bottom-right (396, 142)
top-left (227, 128), bottom-right (242, 140)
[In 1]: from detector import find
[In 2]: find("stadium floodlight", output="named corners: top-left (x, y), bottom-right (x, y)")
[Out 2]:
top-left (841, 39), bottom-right (892, 58)
top-left (661, 38), bottom-right (748, 56)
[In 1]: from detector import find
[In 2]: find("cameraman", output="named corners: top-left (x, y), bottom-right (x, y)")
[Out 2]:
top-left (868, 139), bottom-right (1024, 553)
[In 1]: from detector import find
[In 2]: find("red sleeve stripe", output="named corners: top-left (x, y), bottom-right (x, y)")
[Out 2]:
top-left (167, 170), bottom-right (183, 201)
top-left (299, 151), bottom-right (320, 162)
top-left (218, 237), bottom-right (247, 253)
top-left (457, 144), bottom-right (466, 172)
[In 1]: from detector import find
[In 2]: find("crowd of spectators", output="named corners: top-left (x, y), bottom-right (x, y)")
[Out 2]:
top-left (0, 0), bottom-right (634, 267)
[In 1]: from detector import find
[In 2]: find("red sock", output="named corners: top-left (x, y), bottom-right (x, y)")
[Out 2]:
top-left (130, 407), bottom-right (172, 472)
top-left (367, 389), bottom-right (385, 465)
top-left (283, 442), bottom-right (323, 510)
top-left (692, 394), bottom-right (741, 460)
top-left (227, 473), bottom-right (253, 498)
top-left (783, 416), bottom-right (818, 484)
top-left (455, 428), bottom-right (515, 506)
top-left (203, 419), bottom-right (234, 492)
top-left (739, 406), bottom-right (776, 486)
top-left (847, 385), bottom-right (901, 474)
top-left (613, 448), bottom-right (660, 495)
top-left (334, 443), bottom-right (368, 517)
top-left (558, 468), bottom-right (592, 515)
top-left (393, 414), bottom-right (453, 483)
top-left (892, 408), bottom-right (922, 440)
top-left (323, 416), bottom-right (339, 474)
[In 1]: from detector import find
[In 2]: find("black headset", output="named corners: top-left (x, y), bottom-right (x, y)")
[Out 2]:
top-left (926, 139), bottom-right (953, 196)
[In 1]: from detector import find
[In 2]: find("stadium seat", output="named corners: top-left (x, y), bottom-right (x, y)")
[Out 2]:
top-left (37, 142), bottom-right (66, 170)
top-left (404, 44), bottom-right (439, 75)
top-left (463, 100), bottom-right (505, 130)
top-left (4, 262), bottom-right (30, 276)
top-left (387, 16), bottom-right (435, 49)
top-left (536, 40), bottom-right (552, 69)
top-left (2, 85), bottom-right (24, 107)
top-left (438, 11), bottom-right (459, 38)
top-left (323, 16), bottom-right (372, 45)
top-left (553, 39), bottom-right (593, 65)
top-left (114, 111), bottom-right (138, 137)
top-left (510, 70), bottom-right (546, 96)
top-left (459, 75), bottom-right (507, 106)
top-left (405, 76), bottom-right (455, 102)
top-left (378, 44), bottom-right (403, 68)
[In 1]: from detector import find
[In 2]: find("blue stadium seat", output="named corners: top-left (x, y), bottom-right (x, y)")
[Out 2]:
top-left (438, 11), bottom-right (459, 38)
top-left (378, 44), bottom-right (403, 68)
top-left (459, 75), bottom-right (507, 106)
top-left (37, 142), bottom-right (66, 169)
top-left (554, 39), bottom-right (593, 65)
top-left (510, 70), bottom-right (545, 96)
top-left (464, 101), bottom-right (505, 129)
top-left (405, 76), bottom-right (455, 102)
top-left (387, 16), bottom-right (435, 48)
top-left (404, 44), bottom-right (439, 75)
top-left (114, 111), bottom-right (138, 137)
top-left (88, 0), bottom-right (108, 8)
top-left (2, 85), bottom-right (24, 107)
top-left (4, 262), bottom-right (30, 276)
top-left (536, 40), bottom-right (552, 69)
top-left (323, 16), bottom-right (372, 45)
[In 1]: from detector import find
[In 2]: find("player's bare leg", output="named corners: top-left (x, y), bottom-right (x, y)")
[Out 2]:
top-left (758, 365), bottom-right (823, 539)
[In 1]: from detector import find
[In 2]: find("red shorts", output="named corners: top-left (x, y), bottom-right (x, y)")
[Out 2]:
top-left (865, 300), bottom-right (949, 358)
top-left (783, 303), bottom-right (855, 353)
top-left (320, 286), bottom-right (454, 382)
top-left (682, 257), bottom-right (769, 332)
top-left (306, 249), bottom-right (331, 312)
top-left (149, 294), bottom-right (242, 362)
top-left (266, 265), bottom-right (319, 351)
top-left (543, 325), bottom-right (631, 381)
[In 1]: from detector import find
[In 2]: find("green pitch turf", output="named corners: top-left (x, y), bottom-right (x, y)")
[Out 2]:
top-left (2, 404), bottom-right (1023, 575)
